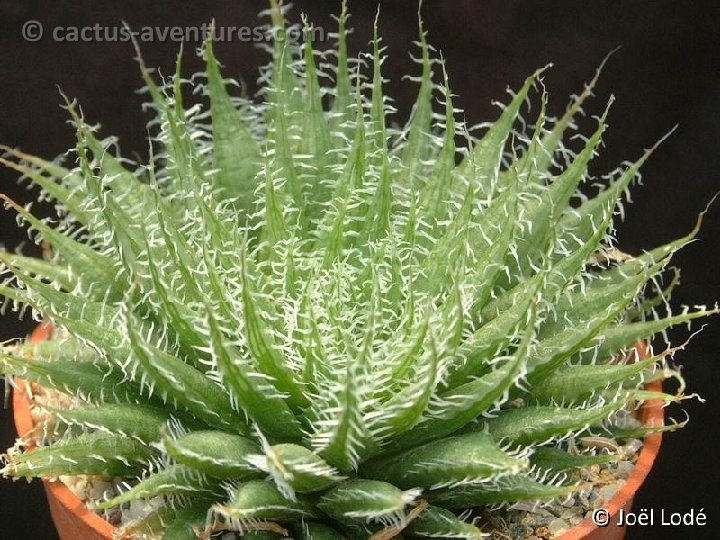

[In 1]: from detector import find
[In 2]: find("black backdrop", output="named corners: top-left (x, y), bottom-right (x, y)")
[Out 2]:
top-left (1, 1), bottom-right (718, 539)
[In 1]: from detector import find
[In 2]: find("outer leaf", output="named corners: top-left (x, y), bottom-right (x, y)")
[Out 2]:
top-left (0, 195), bottom-right (126, 301)
top-left (206, 35), bottom-right (261, 206)
top-left (160, 504), bottom-right (210, 540)
top-left (0, 156), bottom-right (89, 223)
top-left (94, 464), bottom-right (218, 509)
top-left (555, 134), bottom-right (671, 258)
top-left (260, 443), bottom-right (345, 494)
top-left (362, 432), bottom-right (527, 489)
top-left (215, 480), bottom-right (314, 521)
top-left (428, 474), bottom-right (574, 508)
top-left (480, 197), bottom-right (614, 323)
top-left (0, 252), bottom-right (73, 291)
top-left (400, 16), bottom-right (435, 184)
top-left (2, 433), bottom-right (155, 478)
top-left (317, 479), bottom-right (419, 523)
top-left (127, 317), bottom-right (248, 434)
top-left (329, 1), bottom-right (352, 136)
top-left (164, 430), bottom-right (261, 480)
top-left (0, 355), bottom-right (148, 406)
top-left (579, 306), bottom-right (720, 363)
top-left (530, 447), bottom-right (619, 472)
top-left (459, 70), bottom-right (542, 195)
top-left (533, 55), bottom-right (610, 174)
top-left (403, 506), bottom-right (485, 539)
top-left (501, 100), bottom-right (611, 286)
top-left (299, 20), bottom-right (332, 174)
top-left (530, 355), bottom-right (661, 404)
top-left (481, 400), bottom-right (624, 446)
top-left (46, 403), bottom-right (173, 443)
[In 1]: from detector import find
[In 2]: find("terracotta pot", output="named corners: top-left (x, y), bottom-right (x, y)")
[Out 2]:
top-left (12, 325), bottom-right (662, 540)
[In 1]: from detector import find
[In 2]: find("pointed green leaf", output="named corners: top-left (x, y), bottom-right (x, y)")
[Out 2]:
top-left (531, 355), bottom-right (661, 404)
top-left (459, 70), bottom-right (543, 195)
top-left (362, 432), bottom-right (527, 489)
top-left (206, 35), bottom-right (261, 206)
top-left (530, 446), bottom-right (619, 472)
top-left (582, 306), bottom-right (720, 363)
top-left (0, 252), bottom-right (73, 291)
top-left (401, 16), bottom-right (434, 184)
top-left (164, 430), bottom-right (261, 479)
top-left (2, 433), bottom-right (155, 478)
top-left (215, 480), bottom-right (314, 522)
top-left (126, 317), bottom-right (248, 434)
top-left (0, 355), bottom-right (148, 406)
top-left (0, 195), bottom-right (126, 301)
top-left (46, 403), bottom-right (172, 443)
top-left (329, 1), bottom-right (352, 137)
top-left (482, 400), bottom-right (625, 446)
top-left (404, 506), bottom-right (485, 539)
top-left (94, 464), bottom-right (219, 509)
top-left (262, 443), bottom-right (345, 494)
top-left (205, 305), bottom-right (303, 440)
top-left (240, 244), bottom-right (308, 408)
top-left (318, 479), bottom-right (419, 523)
top-left (428, 474), bottom-right (574, 508)
top-left (0, 157), bottom-right (89, 224)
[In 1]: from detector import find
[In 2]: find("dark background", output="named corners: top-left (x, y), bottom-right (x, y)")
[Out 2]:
top-left (1, 1), bottom-right (718, 539)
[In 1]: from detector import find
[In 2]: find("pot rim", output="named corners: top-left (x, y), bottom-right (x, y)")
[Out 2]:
top-left (12, 323), bottom-right (663, 540)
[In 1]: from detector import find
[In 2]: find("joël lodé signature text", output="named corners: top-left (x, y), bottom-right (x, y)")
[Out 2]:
top-left (618, 508), bottom-right (707, 527)
top-left (593, 507), bottom-right (707, 527)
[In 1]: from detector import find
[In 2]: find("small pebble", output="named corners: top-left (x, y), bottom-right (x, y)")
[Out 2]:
top-left (522, 514), bottom-right (552, 528)
top-left (623, 439), bottom-right (643, 456)
top-left (579, 436), bottom-right (620, 452)
top-left (594, 485), bottom-right (620, 508)
top-left (547, 518), bottom-right (569, 536)
top-left (534, 507), bottom-right (555, 518)
top-left (103, 507), bottom-right (122, 526)
top-left (545, 505), bottom-right (564, 518)
top-left (616, 460), bottom-right (635, 479)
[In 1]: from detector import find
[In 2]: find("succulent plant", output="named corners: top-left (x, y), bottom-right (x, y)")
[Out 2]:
top-left (1, 2), bottom-right (717, 539)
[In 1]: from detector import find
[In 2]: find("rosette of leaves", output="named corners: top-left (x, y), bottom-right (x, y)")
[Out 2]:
top-left (1, 2), bottom-right (716, 539)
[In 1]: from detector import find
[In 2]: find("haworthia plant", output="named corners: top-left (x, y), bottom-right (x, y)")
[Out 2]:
top-left (1, 2), bottom-right (716, 539)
